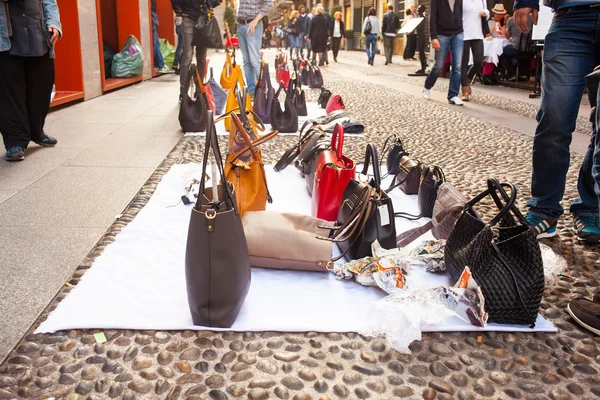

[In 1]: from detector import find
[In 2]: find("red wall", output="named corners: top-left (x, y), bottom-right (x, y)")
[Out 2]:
top-left (53, 0), bottom-right (84, 92)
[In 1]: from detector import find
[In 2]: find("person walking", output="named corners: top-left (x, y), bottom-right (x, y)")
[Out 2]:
top-left (363, 8), bottom-right (380, 66)
top-left (306, 7), bottom-right (316, 58)
top-left (316, 3), bottom-right (331, 65)
top-left (287, 10), bottom-right (301, 58)
top-left (0, 0), bottom-right (61, 161)
top-left (460, 0), bottom-right (489, 101)
top-left (152, 0), bottom-right (174, 74)
top-left (414, 5), bottom-right (428, 73)
top-left (511, 2), bottom-right (600, 245)
top-left (382, 5), bottom-right (400, 65)
top-left (329, 11), bottom-right (345, 62)
top-left (297, 5), bottom-right (310, 57)
top-left (308, 5), bottom-right (329, 66)
top-left (422, 0), bottom-right (464, 105)
top-left (235, 0), bottom-right (273, 95)
top-left (402, 8), bottom-right (417, 61)
top-left (172, 15), bottom-right (184, 74)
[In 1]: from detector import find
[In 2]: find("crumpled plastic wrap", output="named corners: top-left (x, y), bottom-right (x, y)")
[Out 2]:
top-left (436, 266), bottom-right (488, 327)
top-left (408, 240), bottom-right (446, 273)
top-left (540, 243), bottom-right (567, 286)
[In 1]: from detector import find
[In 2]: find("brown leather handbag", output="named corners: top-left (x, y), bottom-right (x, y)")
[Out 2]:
top-left (185, 111), bottom-right (250, 328)
top-left (388, 155), bottom-right (422, 194)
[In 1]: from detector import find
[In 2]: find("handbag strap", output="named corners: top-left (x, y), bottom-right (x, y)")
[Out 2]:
top-left (194, 67), bottom-right (206, 94)
top-left (274, 126), bottom-right (323, 171)
top-left (464, 180), bottom-right (518, 227)
top-left (331, 124), bottom-right (344, 159)
top-left (360, 143), bottom-right (382, 191)
top-left (395, 165), bottom-right (446, 220)
top-left (395, 201), bottom-right (463, 247)
top-left (216, 108), bottom-right (266, 133)
top-left (381, 134), bottom-right (404, 161)
top-left (486, 178), bottom-right (527, 226)
top-left (386, 159), bottom-right (422, 193)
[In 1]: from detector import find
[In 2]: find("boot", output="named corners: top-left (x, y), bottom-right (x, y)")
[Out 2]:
top-left (461, 85), bottom-right (470, 102)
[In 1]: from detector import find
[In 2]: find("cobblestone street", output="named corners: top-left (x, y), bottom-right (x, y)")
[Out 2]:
top-left (1, 48), bottom-right (600, 400)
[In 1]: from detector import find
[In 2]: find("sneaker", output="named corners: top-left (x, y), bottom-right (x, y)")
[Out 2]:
top-left (423, 89), bottom-right (431, 100)
top-left (34, 134), bottom-right (57, 147)
top-left (157, 66), bottom-right (175, 74)
top-left (525, 213), bottom-right (557, 239)
top-left (568, 298), bottom-right (600, 336)
top-left (573, 215), bottom-right (600, 244)
top-left (5, 146), bottom-right (25, 162)
top-left (448, 96), bottom-right (464, 106)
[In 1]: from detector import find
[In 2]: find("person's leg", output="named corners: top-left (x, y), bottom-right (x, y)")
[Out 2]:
top-left (461, 40), bottom-right (472, 87)
top-left (469, 39), bottom-right (484, 81)
top-left (153, 26), bottom-right (165, 69)
top-left (500, 45), bottom-right (518, 76)
top-left (408, 34), bottom-right (417, 58)
top-left (332, 37), bottom-right (340, 60)
top-left (403, 35), bottom-right (410, 59)
top-left (448, 33), bottom-right (464, 99)
top-left (417, 32), bottom-right (427, 71)
top-left (179, 16), bottom-right (196, 97)
top-left (0, 52), bottom-right (30, 150)
top-left (289, 35), bottom-right (294, 58)
top-left (195, 45), bottom-right (208, 82)
top-left (173, 23), bottom-right (183, 69)
top-left (424, 35), bottom-right (450, 90)
top-left (244, 20), bottom-right (263, 95)
top-left (26, 55), bottom-right (55, 144)
top-left (527, 9), bottom-right (599, 224)
top-left (370, 35), bottom-right (377, 63)
top-left (384, 36), bottom-right (391, 63)
top-left (365, 36), bottom-right (371, 62)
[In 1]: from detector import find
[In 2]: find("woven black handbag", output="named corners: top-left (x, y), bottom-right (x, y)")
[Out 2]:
top-left (445, 179), bottom-right (544, 327)
top-left (270, 82), bottom-right (298, 133)
top-left (179, 63), bottom-right (208, 133)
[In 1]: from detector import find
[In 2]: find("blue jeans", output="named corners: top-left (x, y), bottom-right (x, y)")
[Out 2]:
top-left (237, 20), bottom-right (263, 96)
top-left (424, 33), bottom-right (463, 99)
top-left (288, 34), bottom-right (300, 58)
top-left (365, 33), bottom-right (377, 63)
top-left (499, 44), bottom-right (519, 75)
top-left (173, 23), bottom-right (183, 69)
top-left (152, 25), bottom-right (164, 69)
top-left (527, 8), bottom-right (600, 220)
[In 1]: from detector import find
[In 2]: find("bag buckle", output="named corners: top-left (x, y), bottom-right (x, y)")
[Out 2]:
top-left (206, 209), bottom-right (217, 220)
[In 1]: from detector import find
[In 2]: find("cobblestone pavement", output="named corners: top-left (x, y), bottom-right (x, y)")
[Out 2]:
top-left (1, 52), bottom-right (600, 400)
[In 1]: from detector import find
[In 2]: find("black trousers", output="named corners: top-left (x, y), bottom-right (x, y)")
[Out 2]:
top-left (461, 39), bottom-right (484, 86)
top-left (403, 34), bottom-right (417, 59)
top-left (0, 52), bottom-right (55, 149)
top-left (331, 36), bottom-right (342, 60)
top-left (416, 26), bottom-right (427, 70)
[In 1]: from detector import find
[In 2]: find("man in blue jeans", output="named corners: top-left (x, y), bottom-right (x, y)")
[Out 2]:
top-left (513, 4), bottom-right (600, 244)
top-left (422, 0), bottom-right (464, 106)
top-left (152, 0), bottom-right (174, 74)
top-left (236, 0), bottom-right (273, 96)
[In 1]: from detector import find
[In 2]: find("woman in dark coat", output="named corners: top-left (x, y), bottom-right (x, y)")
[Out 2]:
top-left (329, 11), bottom-right (345, 62)
top-left (308, 5), bottom-right (329, 66)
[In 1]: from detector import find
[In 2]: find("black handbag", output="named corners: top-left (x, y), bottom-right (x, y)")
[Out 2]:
top-left (270, 82), bottom-right (299, 133)
top-left (193, 13), bottom-right (224, 49)
top-left (318, 88), bottom-right (332, 109)
top-left (179, 64), bottom-right (208, 133)
top-left (293, 124), bottom-right (330, 196)
top-left (254, 62), bottom-right (275, 124)
top-left (381, 134), bottom-right (408, 176)
top-left (307, 61), bottom-right (324, 89)
top-left (445, 179), bottom-right (544, 326)
top-left (481, 0), bottom-right (490, 37)
top-left (388, 155), bottom-right (422, 194)
top-left (395, 165), bottom-right (445, 219)
top-left (292, 86), bottom-right (308, 116)
top-left (331, 144), bottom-right (396, 259)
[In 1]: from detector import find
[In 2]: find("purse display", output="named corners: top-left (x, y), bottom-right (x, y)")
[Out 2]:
top-left (395, 165), bottom-right (445, 220)
top-left (179, 64), bottom-right (207, 133)
top-left (307, 60), bottom-right (324, 89)
top-left (381, 134), bottom-right (408, 176)
top-left (185, 111), bottom-right (250, 328)
top-left (254, 62), bottom-right (275, 124)
top-left (388, 155), bottom-right (422, 194)
top-left (312, 124), bottom-right (356, 221)
top-left (318, 88), bottom-right (332, 109)
top-left (445, 179), bottom-right (544, 326)
top-left (325, 93), bottom-right (345, 114)
top-left (207, 67), bottom-right (227, 114)
top-left (242, 211), bottom-right (333, 272)
top-left (334, 144), bottom-right (396, 259)
top-left (270, 82), bottom-right (299, 133)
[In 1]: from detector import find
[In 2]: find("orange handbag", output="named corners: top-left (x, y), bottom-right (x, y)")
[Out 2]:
top-left (221, 51), bottom-right (245, 90)
top-left (225, 76), bottom-right (252, 130)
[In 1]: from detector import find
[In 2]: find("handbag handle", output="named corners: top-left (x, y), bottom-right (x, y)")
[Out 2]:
top-left (274, 125), bottom-right (325, 172)
top-left (395, 164), bottom-right (446, 220)
top-left (464, 180), bottom-right (518, 227)
top-left (360, 143), bottom-right (382, 191)
top-left (216, 108), bottom-right (266, 133)
top-left (486, 178), bottom-right (528, 226)
top-left (194, 66), bottom-right (206, 94)
top-left (331, 123), bottom-right (344, 159)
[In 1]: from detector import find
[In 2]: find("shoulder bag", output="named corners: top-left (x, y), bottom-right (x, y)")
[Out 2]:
top-left (481, 0), bottom-right (490, 37)
top-left (193, 12), bottom-right (224, 49)
top-left (277, 55), bottom-right (291, 88)
top-left (363, 16), bottom-right (372, 35)
top-left (395, 165), bottom-right (446, 219)
top-left (295, 124), bottom-right (331, 196)
top-left (208, 67), bottom-right (227, 114)
top-left (325, 93), bottom-right (345, 114)
top-left (270, 82), bottom-right (299, 133)
top-left (388, 155), bottom-right (422, 194)
top-left (254, 62), bottom-right (275, 124)
top-left (381, 134), bottom-right (408, 176)
top-left (274, 123), bottom-right (328, 172)
top-left (445, 179), bottom-right (544, 326)
top-left (312, 124), bottom-right (356, 221)
top-left (318, 88), bottom-right (332, 109)
top-left (307, 60), bottom-right (324, 89)
top-left (292, 85), bottom-right (308, 116)
top-left (225, 78), bottom-right (252, 131)
top-left (220, 51), bottom-right (236, 89)
top-left (179, 64), bottom-right (208, 133)
top-left (185, 111), bottom-right (250, 328)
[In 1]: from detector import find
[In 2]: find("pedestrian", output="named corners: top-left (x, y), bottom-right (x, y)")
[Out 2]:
top-left (275, 25), bottom-right (284, 49)
top-left (382, 5), bottom-right (400, 65)
top-left (460, 0), bottom-right (489, 101)
top-left (287, 10), bottom-right (301, 58)
top-left (297, 5), bottom-right (310, 57)
top-left (307, 7), bottom-right (316, 58)
top-left (511, 2), bottom-right (600, 245)
top-left (152, 0), bottom-right (174, 74)
top-left (0, 0), bottom-right (61, 161)
top-left (234, 0), bottom-right (272, 95)
top-left (172, 14), bottom-right (184, 74)
top-left (363, 8), bottom-right (380, 66)
top-left (329, 11), bottom-right (345, 62)
top-left (499, 15), bottom-right (532, 81)
top-left (316, 3), bottom-right (331, 65)
top-left (402, 8), bottom-right (417, 61)
top-left (414, 5), bottom-right (428, 73)
top-left (308, 5), bottom-right (329, 66)
top-left (422, 0), bottom-right (464, 105)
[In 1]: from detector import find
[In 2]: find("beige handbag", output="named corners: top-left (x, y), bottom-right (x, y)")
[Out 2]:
top-left (242, 211), bottom-right (332, 272)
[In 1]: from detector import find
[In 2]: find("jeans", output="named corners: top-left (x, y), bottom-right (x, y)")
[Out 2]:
top-left (461, 39), bottom-right (483, 87)
top-left (499, 44), bottom-right (519, 75)
top-left (152, 25), bottom-right (164, 69)
top-left (179, 16), bottom-right (207, 96)
top-left (365, 33), bottom-right (377, 63)
top-left (288, 34), bottom-right (300, 58)
top-left (527, 8), bottom-right (600, 220)
top-left (424, 33), bottom-right (464, 99)
top-left (383, 35), bottom-right (394, 63)
top-left (173, 22), bottom-right (183, 69)
top-left (237, 20), bottom-right (263, 96)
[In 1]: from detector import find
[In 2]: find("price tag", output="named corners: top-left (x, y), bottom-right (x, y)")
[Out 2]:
top-left (379, 204), bottom-right (390, 226)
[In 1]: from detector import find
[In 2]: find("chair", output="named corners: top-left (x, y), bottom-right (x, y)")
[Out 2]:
top-left (515, 30), bottom-right (535, 81)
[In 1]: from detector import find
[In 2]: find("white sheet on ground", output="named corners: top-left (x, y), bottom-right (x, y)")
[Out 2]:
top-left (36, 164), bottom-right (556, 334)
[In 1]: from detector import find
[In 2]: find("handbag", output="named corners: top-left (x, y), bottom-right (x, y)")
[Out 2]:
top-left (395, 165), bottom-right (445, 219)
top-left (179, 64), bottom-right (208, 133)
top-left (481, 1), bottom-right (490, 37)
top-left (221, 51), bottom-right (243, 90)
top-left (312, 124), bottom-right (356, 221)
top-left (381, 134), bottom-right (408, 176)
top-left (445, 179), bottom-right (544, 326)
top-left (325, 93), bottom-right (345, 114)
top-left (363, 16), bottom-right (372, 35)
top-left (270, 82), bottom-right (299, 133)
top-left (225, 80), bottom-right (253, 131)
top-left (193, 12), bottom-right (224, 49)
top-left (388, 155), bottom-right (422, 194)
top-left (203, 75), bottom-right (216, 112)
top-left (277, 55), bottom-right (291, 88)
top-left (318, 88), bottom-right (332, 109)
top-left (274, 123), bottom-right (328, 172)
top-left (242, 211), bottom-right (333, 272)
top-left (334, 144), bottom-right (396, 259)
top-left (292, 86), bottom-right (308, 116)
top-left (185, 111), bottom-right (250, 328)
top-left (254, 62), bottom-right (275, 124)
top-left (307, 61), bottom-right (324, 89)
top-left (208, 67), bottom-right (227, 114)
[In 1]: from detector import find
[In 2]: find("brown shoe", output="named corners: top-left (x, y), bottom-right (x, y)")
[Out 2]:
top-left (568, 298), bottom-right (600, 336)
top-left (461, 86), bottom-right (470, 102)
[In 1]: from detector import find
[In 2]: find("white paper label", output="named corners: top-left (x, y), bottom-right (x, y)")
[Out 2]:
top-left (379, 205), bottom-right (390, 226)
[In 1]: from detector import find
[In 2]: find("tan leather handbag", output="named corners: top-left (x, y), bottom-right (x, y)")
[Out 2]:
top-left (224, 80), bottom-right (252, 131)
top-left (242, 211), bottom-right (332, 272)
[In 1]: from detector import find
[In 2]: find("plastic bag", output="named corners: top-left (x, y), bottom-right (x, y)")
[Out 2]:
top-left (111, 35), bottom-right (143, 78)
top-left (160, 38), bottom-right (176, 68)
top-left (540, 243), bottom-right (567, 286)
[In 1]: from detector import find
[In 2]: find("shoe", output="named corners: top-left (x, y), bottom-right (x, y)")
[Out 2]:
top-left (410, 57), bottom-right (417, 61)
top-left (507, 74), bottom-right (517, 82)
top-left (422, 89), bottom-right (431, 100)
top-left (573, 215), bottom-right (600, 244)
top-left (525, 213), bottom-right (557, 239)
top-left (461, 86), bottom-right (470, 102)
top-left (415, 69), bottom-right (425, 74)
top-left (34, 133), bottom-right (57, 147)
top-left (448, 96), bottom-right (464, 106)
top-left (5, 146), bottom-right (25, 162)
top-left (157, 66), bottom-right (175, 74)
top-left (568, 298), bottom-right (600, 336)
top-left (173, 67), bottom-right (180, 75)
top-left (385, 61), bottom-right (389, 65)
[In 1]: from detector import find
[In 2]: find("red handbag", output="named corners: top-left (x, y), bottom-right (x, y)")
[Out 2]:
top-left (326, 93), bottom-right (345, 114)
top-left (312, 124), bottom-right (356, 221)
top-left (277, 56), bottom-right (291, 89)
